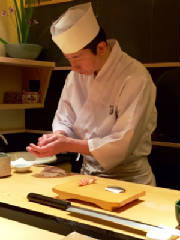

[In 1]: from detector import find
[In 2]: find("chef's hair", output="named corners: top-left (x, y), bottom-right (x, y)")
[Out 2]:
top-left (83, 27), bottom-right (107, 55)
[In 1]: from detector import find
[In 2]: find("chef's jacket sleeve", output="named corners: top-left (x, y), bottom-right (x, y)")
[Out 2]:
top-left (88, 76), bottom-right (157, 170)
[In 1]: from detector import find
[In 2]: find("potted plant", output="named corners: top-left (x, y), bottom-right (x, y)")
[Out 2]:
top-left (0, 0), bottom-right (42, 59)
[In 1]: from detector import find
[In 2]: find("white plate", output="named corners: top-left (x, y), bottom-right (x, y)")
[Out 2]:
top-left (9, 152), bottom-right (57, 168)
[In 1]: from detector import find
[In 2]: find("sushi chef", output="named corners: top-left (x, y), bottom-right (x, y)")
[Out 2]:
top-left (27, 2), bottom-right (157, 185)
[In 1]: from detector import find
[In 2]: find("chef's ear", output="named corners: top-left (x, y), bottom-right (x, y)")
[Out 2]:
top-left (96, 41), bottom-right (107, 55)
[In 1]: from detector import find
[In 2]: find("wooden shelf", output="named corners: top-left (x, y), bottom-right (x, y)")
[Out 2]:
top-left (0, 129), bottom-right (25, 134)
top-left (1, 129), bottom-right (52, 134)
top-left (144, 62), bottom-right (180, 68)
top-left (26, 129), bottom-right (52, 134)
top-left (27, 0), bottom-right (73, 8)
top-left (53, 62), bottom-right (180, 71)
top-left (54, 66), bottom-right (71, 71)
top-left (0, 57), bottom-right (55, 68)
top-left (152, 141), bottom-right (180, 149)
top-left (0, 103), bottom-right (44, 110)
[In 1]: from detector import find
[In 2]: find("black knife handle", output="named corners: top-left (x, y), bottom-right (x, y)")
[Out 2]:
top-left (27, 193), bottom-right (71, 210)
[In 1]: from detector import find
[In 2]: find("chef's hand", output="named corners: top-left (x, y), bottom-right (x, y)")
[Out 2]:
top-left (37, 131), bottom-right (66, 147)
top-left (26, 132), bottom-right (69, 158)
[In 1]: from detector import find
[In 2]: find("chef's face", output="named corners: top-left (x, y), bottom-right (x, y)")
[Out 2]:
top-left (64, 42), bottom-right (107, 75)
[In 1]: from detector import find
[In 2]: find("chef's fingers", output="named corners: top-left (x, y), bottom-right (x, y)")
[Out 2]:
top-left (29, 143), bottom-right (48, 152)
top-left (26, 146), bottom-right (41, 157)
top-left (26, 146), bottom-right (51, 158)
top-left (27, 150), bottom-right (50, 158)
top-left (38, 135), bottom-right (57, 147)
top-left (26, 146), bottom-right (32, 153)
top-left (32, 151), bottom-right (51, 158)
top-left (26, 143), bottom-right (38, 150)
top-left (39, 134), bottom-right (52, 141)
top-left (38, 134), bottom-right (52, 146)
top-left (30, 143), bottom-right (56, 157)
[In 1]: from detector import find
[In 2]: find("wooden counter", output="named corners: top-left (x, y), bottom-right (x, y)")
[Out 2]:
top-left (0, 216), bottom-right (64, 240)
top-left (0, 165), bottom-right (179, 240)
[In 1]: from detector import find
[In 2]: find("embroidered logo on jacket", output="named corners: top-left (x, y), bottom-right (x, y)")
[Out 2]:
top-left (115, 106), bottom-right (119, 120)
top-left (109, 105), bottom-right (114, 115)
top-left (109, 105), bottom-right (119, 120)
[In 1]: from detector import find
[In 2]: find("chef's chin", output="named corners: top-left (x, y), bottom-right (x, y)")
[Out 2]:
top-left (79, 71), bottom-right (92, 75)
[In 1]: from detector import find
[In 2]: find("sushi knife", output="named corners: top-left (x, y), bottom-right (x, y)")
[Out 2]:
top-left (27, 192), bottom-right (165, 233)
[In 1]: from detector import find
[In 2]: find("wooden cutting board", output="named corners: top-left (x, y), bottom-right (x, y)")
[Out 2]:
top-left (52, 175), bottom-right (145, 211)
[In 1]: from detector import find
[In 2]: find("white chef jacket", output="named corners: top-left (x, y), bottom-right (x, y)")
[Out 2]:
top-left (53, 39), bottom-right (157, 185)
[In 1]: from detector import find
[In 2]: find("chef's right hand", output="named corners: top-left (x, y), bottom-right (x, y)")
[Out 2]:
top-left (38, 131), bottom-right (67, 147)
top-left (26, 132), bottom-right (69, 157)
top-left (38, 133), bottom-right (54, 147)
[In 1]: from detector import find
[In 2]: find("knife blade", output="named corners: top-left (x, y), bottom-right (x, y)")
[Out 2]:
top-left (27, 193), bottom-right (161, 233)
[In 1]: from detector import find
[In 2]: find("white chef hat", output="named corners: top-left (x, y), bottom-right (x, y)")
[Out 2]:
top-left (50, 2), bottom-right (100, 54)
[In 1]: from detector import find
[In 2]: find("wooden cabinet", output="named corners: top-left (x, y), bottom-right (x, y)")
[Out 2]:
top-left (0, 57), bottom-right (55, 109)
top-left (0, 57), bottom-right (55, 133)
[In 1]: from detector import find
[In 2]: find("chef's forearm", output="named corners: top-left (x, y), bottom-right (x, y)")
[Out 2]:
top-left (65, 137), bottom-right (92, 156)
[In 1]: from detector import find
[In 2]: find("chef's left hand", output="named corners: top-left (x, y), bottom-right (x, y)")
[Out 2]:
top-left (26, 134), bottom-right (69, 158)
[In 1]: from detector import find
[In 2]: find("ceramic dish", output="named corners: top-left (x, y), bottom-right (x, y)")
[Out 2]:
top-left (10, 152), bottom-right (57, 173)
top-left (13, 162), bottom-right (32, 173)
top-left (10, 152), bottom-right (57, 166)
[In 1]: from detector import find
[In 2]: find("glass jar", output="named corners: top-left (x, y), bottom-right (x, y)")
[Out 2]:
top-left (0, 153), bottom-right (11, 177)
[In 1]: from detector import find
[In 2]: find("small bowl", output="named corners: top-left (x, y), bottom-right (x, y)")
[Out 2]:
top-left (5, 43), bottom-right (42, 59)
top-left (13, 163), bottom-right (32, 173)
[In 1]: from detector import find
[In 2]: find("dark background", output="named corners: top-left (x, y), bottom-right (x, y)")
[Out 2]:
top-left (28, 0), bottom-right (180, 65)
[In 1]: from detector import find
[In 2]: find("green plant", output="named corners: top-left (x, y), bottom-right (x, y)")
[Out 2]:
top-left (0, 0), bottom-right (40, 44)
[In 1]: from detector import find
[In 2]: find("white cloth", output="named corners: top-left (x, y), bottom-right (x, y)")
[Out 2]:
top-left (52, 39), bottom-right (157, 185)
